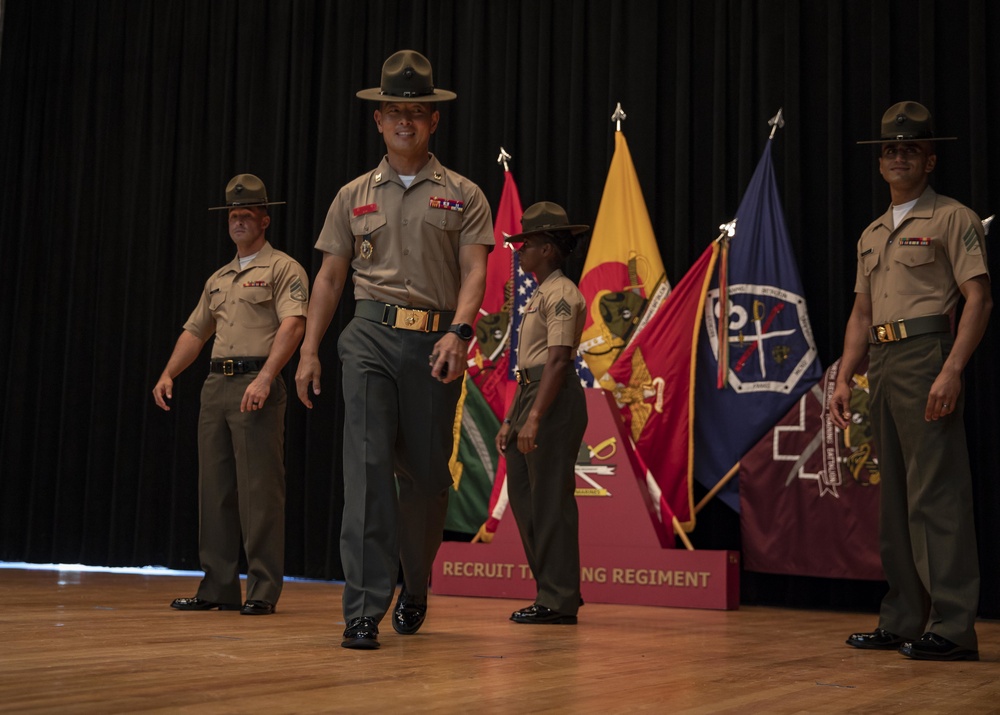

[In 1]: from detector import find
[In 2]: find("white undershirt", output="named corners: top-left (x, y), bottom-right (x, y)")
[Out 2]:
top-left (399, 174), bottom-right (415, 188)
top-left (892, 198), bottom-right (919, 230)
top-left (239, 251), bottom-right (259, 270)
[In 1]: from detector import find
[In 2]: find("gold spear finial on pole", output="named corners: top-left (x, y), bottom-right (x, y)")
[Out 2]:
top-left (497, 147), bottom-right (512, 172)
top-left (612, 102), bottom-right (627, 132)
top-left (768, 108), bottom-right (785, 140)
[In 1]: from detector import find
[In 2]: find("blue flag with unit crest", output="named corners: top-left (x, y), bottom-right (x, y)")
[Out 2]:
top-left (693, 140), bottom-right (822, 512)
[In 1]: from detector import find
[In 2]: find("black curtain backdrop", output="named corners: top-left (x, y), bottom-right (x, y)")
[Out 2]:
top-left (1, 0), bottom-right (997, 615)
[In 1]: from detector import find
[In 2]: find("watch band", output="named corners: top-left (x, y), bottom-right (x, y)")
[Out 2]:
top-left (448, 323), bottom-right (474, 341)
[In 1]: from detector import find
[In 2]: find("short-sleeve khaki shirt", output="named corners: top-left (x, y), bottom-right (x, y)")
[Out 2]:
top-left (184, 241), bottom-right (309, 358)
top-left (517, 269), bottom-right (586, 368)
top-left (314, 154), bottom-right (494, 310)
top-left (855, 187), bottom-right (990, 325)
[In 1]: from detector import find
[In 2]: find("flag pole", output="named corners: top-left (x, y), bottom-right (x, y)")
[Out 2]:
top-left (714, 220), bottom-right (736, 388)
top-left (694, 462), bottom-right (741, 514)
top-left (672, 516), bottom-right (695, 550)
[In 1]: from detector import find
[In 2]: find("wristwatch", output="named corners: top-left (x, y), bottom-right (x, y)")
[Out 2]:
top-left (447, 323), bottom-right (474, 341)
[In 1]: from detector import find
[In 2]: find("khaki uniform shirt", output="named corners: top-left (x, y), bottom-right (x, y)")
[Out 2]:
top-left (315, 154), bottom-right (494, 310)
top-left (184, 241), bottom-right (309, 358)
top-left (517, 269), bottom-right (586, 368)
top-left (855, 187), bottom-right (989, 325)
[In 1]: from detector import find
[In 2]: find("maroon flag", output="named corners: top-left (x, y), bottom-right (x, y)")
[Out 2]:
top-left (739, 358), bottom-right (882, 580)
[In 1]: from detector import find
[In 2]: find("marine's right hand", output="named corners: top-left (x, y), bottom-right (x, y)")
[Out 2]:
top-left (152, 375), bottom-right (174, 411)
top-left (828, 382), bottom-right (852, 431)
top-left (295, 355), bottom-right (322, 409)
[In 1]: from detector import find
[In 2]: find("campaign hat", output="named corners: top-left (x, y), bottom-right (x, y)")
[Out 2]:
top-left (208, 174), bottom-right (285, 210)
top-left (857, 101), bottom-right (956, 144)
top-left (356, 49), bottom-right (456, 103)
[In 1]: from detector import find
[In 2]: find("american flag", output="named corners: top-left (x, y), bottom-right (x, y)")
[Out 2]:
top-left (507, 250), bottom-right (537, 381)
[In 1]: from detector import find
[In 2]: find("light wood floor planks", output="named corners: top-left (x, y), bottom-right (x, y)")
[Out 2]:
top-left (1, 567), bottom-right (998, 714)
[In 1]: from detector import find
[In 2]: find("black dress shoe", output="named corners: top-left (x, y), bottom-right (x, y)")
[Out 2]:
top-left (845, 627), bottom-right (905, 650)
top-left (392, 591), bottom-right (427, 635)
top-left (240, 600), bottom-right (275, 616)
top-left (899, 632), bottom-right (979, 661)
top-left (342, 616), bottom-right (380, 649)
top-left (170, 596), bottom-right (240, 611)
top-left (510, 604), bottom-right (577, 625)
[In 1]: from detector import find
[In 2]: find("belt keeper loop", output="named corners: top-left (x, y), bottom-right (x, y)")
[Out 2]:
top-left (380, 303), bottom-right (392, 326)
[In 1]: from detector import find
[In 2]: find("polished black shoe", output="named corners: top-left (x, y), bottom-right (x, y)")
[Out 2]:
top-left (899, 632), bottom-right (979, 661)
top-left (845, 627), bottom-right (905, 650)
top-left (510, 604), bottom-right (577, 625)
top-left (170, 596), bottom-right (240, 611)
top-left (240, 599), bottom-right (275, 616)
top-left (392, 591), bottom-right (427, 635)
top-left (342, 616), bottom-right (380, 649)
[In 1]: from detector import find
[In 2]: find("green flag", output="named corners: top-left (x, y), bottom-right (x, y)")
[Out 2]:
top-left (445, 376), bottom-right (500, 535)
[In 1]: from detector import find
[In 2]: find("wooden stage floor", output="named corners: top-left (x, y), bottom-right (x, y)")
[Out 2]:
top-left (1, 567), bottom-right (998, 714)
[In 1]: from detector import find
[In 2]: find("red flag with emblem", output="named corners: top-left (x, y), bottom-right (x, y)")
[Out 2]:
top-left (599, 243), bottom-right (719, 531)
top-left (466, 170), bottom-right (522, 417)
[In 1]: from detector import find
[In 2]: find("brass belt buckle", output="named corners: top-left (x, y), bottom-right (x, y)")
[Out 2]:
top-left (394, 307), bottom-right (429, 331)
top-left (223, 359), bottom-right (235, 376)
top-left (876, 325), bottom-right (889, 343)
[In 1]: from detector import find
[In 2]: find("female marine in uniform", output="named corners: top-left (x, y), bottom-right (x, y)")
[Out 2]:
top-left (496, 202), bottom-right (589, 624)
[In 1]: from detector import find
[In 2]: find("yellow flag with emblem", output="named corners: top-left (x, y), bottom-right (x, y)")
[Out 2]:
top-left (578, 131), bottom-right (669, 381)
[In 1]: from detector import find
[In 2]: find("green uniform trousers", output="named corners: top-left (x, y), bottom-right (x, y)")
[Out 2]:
top-left (196, 372), bottom-right (287, 606)
top-left (337, 317), bottom-right (462, 623)
top-left (870, 334), bottom-right (979, 650)
top-left (506, 369), bottom-right (588, 616)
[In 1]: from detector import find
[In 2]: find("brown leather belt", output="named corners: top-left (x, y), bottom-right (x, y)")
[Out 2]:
top-left (869, 315), bottom-right (950, 344)
top-left (355, 300), bottom-right (453, 332)
top-left (209, 358), bottom-right (267, 375)
top-left (514, 365), bottom-right (547, 386)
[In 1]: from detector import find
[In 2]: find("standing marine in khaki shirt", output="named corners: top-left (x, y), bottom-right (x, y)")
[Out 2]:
top-left (831, 102), bottom-right (991, 661)
top-left (295, 51), bottom-right (493, 649)
top-left (497, 202), bottom-right (589, 625)
top-left (153, 174), bottom-right (308, 616)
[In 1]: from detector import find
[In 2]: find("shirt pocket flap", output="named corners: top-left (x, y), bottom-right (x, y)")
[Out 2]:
top-left (351, 212), bottom-right (387, 236)
top-left (893, 244), bottom-right (935, 268)
top-left (240, 286), bottom-right (274, 305)
top-left (208, 290), bottom-right (227, 311)
top-left (424, 208), bottom-right (464, 232)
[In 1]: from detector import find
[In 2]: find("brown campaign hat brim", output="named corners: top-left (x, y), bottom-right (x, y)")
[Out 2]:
top-left (208, 200), bottom-right (286, 211)
top-left (506, 224), bottom-right (590, 242)
top-left (857, 137), bottom-right (956, 145)
top-left (356, 87), bottom-right (456, 103)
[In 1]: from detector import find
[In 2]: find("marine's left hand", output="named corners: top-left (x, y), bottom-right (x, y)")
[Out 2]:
top-left (926, 366), bottom-right (961, 421)
top-left (241, 374), bottom-right (272, 413)
top-left (429, 332), bottom-right (467, 384)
